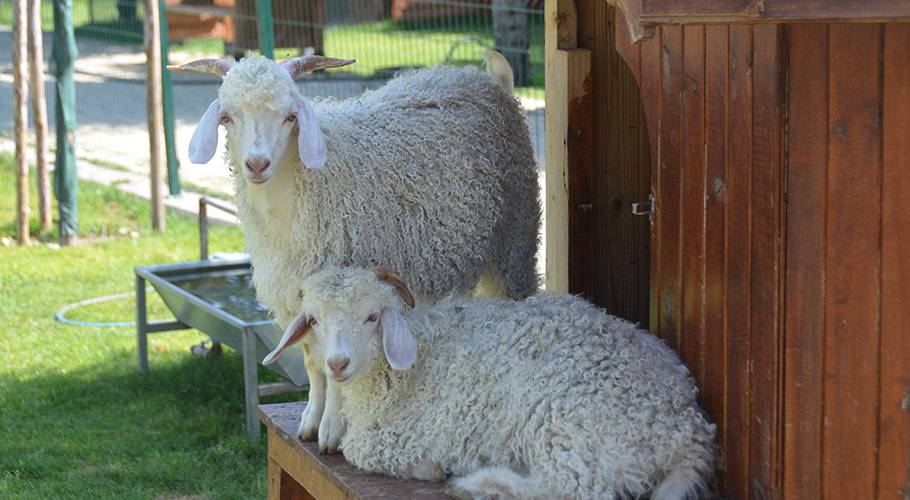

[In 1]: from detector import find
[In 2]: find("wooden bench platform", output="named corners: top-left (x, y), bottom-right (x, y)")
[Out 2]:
top-left (259, 402), bottom-right (451, 500)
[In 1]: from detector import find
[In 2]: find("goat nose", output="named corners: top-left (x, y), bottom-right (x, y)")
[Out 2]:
top-left (327, 357), bottom-right (350, 376)
top-left (245, 157), bottom-right (271, 173)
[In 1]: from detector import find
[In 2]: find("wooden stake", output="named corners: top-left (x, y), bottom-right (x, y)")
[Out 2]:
top-left (28, 0), bottom-right (52, 231)
top-left (145, 0), bottom-right (166, 232)
top-left (13, 0), bottom-right (30, 245)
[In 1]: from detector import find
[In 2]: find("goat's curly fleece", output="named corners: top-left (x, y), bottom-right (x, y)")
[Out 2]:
top-left (219, 57), bottom-right (541, 328)
top-left (333, 283), bottom-right (716, 498)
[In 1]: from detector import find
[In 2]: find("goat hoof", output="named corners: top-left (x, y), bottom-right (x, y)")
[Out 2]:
top-left (297, 406), bottom-right (322, 441)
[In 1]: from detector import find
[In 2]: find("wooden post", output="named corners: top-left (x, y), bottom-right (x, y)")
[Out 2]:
top-left (145, 0), bottom-right (166, 232)
top-left (544, 0), bottom-right (590, 293)
top-left (29, 0), bottom-right (52, 231)
top-left (13, 0), bottom-right (30, 245)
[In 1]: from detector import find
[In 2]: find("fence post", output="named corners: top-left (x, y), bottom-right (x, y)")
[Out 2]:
top-left (145, 0), bottom-right (167, 231)
top-left (28, 0), bottom-right (52, 231)
top-left (13, 0), bottom-right (29, 245)
top-left (255, 0), bottom-right (275, 59)
top-left (157, 0), bottom-right (181, 196)
top-left (53, 0), bottom-right (78, 245)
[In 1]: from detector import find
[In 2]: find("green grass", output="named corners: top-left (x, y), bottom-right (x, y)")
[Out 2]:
top-left (0, 153), bottom-right (294, 498)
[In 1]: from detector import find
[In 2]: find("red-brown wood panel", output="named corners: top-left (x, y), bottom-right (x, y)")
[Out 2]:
top-left (783, 23), bottom-right (828, 500)
top-left (823, 23), bottom-right (883, 500)
top-left (573, 3), bottom-right (651, 327)
top-left (681, 25), bottom-right (707, 386)
top-left (640, 30), bottom-right (662, 333)
top-left (879, 22), bottom-right (910, 500)
top-left (725, 24), bottom-right (754, 500)
top-left (702, 24), bottom-right (729, 491)
top-left (655, 25), bottom-right (684, 352)
top-left (749, 24), bottom-right (784, 497)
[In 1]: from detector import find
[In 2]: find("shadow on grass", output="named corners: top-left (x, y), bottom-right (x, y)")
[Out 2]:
top-left (0, 342), bottom-right (301, 498)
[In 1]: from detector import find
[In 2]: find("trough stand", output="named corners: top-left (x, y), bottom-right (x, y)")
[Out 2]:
top-left (135, 197), bottom-right (308, 440)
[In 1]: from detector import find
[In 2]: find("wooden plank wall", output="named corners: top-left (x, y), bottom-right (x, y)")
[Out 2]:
top-left (592, 6), bottom-right (910, 497)
top-left (784, 23), bottom-right (910, 500)
top-left (607, 13), bottom-right (787, 495)
top-left (574, 0), bottom-right (651, 327)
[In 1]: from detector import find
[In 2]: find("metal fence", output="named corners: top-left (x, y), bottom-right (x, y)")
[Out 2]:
top-left (1, 0), bottom-right (545, 201)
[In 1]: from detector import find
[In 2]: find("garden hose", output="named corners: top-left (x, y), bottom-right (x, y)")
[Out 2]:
top-left (54, 290), bottom-right (139, 328)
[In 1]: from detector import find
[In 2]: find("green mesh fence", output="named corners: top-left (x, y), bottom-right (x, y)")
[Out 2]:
top-left (1, 0), bottom-right (545, 203)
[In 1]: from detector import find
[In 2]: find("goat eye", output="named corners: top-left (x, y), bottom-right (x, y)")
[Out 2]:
top-left (219, 115), bottom-right (232, 125)
top-left (365, 313), bottom-right (379, 324)
top-left (308, 317), bottom-right (318, 327)
top-left (284, 113), bottom-right (297, 123)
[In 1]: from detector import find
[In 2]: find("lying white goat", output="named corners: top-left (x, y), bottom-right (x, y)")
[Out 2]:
top-left (264, 267), bottom-right (716, 500)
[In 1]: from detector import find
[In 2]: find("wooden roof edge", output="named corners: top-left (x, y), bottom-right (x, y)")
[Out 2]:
top-left (608, 0), bottom-right (910, 43)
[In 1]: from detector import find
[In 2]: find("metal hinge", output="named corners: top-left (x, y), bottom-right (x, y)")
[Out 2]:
top-left (631, 193), bottom-right (655, 225)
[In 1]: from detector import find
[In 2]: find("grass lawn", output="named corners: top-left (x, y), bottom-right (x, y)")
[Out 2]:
top-left (0, 153), bottom-right (293, 498)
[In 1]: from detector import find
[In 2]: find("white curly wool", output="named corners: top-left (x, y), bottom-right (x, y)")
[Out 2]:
top-left (279, 268), bottom-right (716, 500)
top-left (219, 58), bottom-right (541, 329)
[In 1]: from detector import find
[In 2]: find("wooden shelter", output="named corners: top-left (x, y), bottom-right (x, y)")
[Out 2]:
top-left (544, 0), bottom-right (910, 497)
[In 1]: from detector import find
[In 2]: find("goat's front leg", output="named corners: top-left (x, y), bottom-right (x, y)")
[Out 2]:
top-left (298, 349), bottom-right (325, 441)
top-left (318, 379), bottom-right (346, 454)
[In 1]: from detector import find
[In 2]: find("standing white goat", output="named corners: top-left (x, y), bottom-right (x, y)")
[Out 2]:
top-left (263, 267), bottom-right (717, 500)
top-left (170, 53), bottom-right (540, 452)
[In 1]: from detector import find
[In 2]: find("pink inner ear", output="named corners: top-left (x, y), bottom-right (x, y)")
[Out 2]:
top-left (296, 101), bottom-right (327, 169)
top-left (381, 308), bottom-right (417, 370)
top-left (188, 99), bottom-right (221, 164)
top-left (263, 314), bottom-right (311, 365)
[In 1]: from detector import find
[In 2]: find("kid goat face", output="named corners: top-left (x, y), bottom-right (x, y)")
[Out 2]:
top-left (262, 267), bottom-right (417, 383)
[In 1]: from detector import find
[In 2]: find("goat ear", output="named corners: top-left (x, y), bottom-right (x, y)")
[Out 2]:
top-left (189, 99), bottom-right (221, 164)
top-left (263, 313), bottom-right (312, 365)
top-left (168, 57), bottom-right (235, 77)
top-left (296, 100), bottom-right (327, 169)
top-left (380, 308), bottom-right (417, 370)
top-left (281, 56), bottom-right (355, 80)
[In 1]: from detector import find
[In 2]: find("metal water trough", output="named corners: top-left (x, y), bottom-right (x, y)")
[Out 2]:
top-left (134, 198), bottom-right (307, 439)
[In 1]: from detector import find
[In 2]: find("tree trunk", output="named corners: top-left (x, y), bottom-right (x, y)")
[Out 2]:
top-left (493, 0), bottom-right (530, 87)
top-left (28, 0), bottom-right (52, 231)
top-left (13, 0), bottom-right (30, 245)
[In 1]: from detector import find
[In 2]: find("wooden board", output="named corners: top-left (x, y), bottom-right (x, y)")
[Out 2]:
top-left (655, 25), bottom-right (683, 351)
top-left (259, 403), bottom-right (450, 500)
top-left (748, 24), bottom-right (783, 498)
top-left (878, 22), bottom-right (910, 500)
top-left (617, 0), bottom-right (910, 29)
top-left (639, 28), bottom-right (661, 332)
top-left (680, 24), bottom-right (706, 387)
top-left (723, 25), bottom-right (753, 500)
top-left (701, 24), bottom-right (728, 490)
top-left (544, 49), bottom-right (592, 294)
top-left (823, 23), bottom-right (883, 500)
top-left (782, 23), bottom-right (828, 500)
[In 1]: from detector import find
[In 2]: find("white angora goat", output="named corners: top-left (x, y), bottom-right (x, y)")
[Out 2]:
top-left (263, 267), bottom-right (716, 500)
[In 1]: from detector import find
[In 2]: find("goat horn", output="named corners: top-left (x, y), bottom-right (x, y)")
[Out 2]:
top-left (371, 267), bottom-right (416, 308)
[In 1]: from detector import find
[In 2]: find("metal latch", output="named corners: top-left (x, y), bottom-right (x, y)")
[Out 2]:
top-left (631, 193), bottom-right (655, 225)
